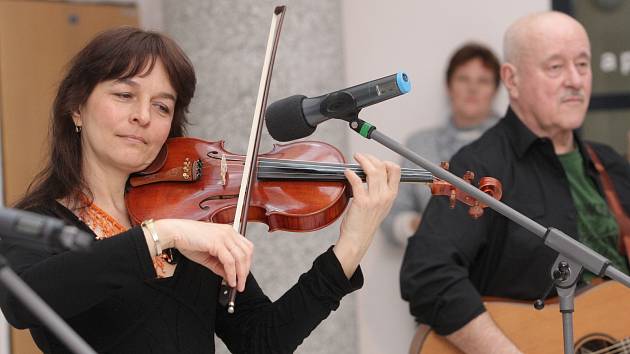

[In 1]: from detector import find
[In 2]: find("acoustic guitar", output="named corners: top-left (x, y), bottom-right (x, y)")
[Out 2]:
top-left (410, 281), bottom-right (630, 354)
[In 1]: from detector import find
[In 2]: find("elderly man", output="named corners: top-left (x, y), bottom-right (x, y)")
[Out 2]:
top-left (400, 11), bottom-right (630, 354)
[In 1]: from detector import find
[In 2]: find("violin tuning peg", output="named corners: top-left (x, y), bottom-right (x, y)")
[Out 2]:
top-left (449, 190), bottom-right (457, 209)
top-left (440, 161), bottom-right (450, 170)
top-left (468, 203), bottom-right (484, 219)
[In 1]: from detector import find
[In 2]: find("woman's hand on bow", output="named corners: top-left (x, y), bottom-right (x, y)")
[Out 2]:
top-left (145, 220), bottom-right (253, 291)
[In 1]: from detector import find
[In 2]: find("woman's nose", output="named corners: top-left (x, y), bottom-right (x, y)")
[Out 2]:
top-left (130, 101), bottom-right (151, 125)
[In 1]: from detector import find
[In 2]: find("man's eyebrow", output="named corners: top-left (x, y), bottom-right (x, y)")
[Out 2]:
top-left (542, 54), bottom-right (563, 63)
top-left (543, 51), bottom-right (591, 63)
top-left (575, 51), bottom-right (591, 60)
top-left (113, 78), bottom-right (176, 101)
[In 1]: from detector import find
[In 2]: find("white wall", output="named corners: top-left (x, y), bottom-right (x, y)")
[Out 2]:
top-left (340, 2), bottom-right (548, 354)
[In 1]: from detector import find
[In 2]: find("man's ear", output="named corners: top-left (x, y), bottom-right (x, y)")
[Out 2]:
top-left (501, 63), bottom-right (519, 99)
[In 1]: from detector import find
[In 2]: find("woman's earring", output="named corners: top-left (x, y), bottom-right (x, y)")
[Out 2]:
top-left (75, 125), bottom-right (82, 133)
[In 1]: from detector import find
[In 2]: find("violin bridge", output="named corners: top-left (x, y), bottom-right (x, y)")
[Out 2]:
top-left (220, 154), bottom-right (228, 185)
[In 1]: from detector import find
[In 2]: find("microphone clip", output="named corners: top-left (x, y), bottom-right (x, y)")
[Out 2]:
top-left (319, 92), bottom-right (377, 139)
top-left (348, 116), bottom-right (377, 139)
top-left (320, 91), bottom-right (360, 120)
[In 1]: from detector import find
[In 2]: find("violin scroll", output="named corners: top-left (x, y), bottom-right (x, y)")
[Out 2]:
top-left (429, 161), bottom-right (503, 219)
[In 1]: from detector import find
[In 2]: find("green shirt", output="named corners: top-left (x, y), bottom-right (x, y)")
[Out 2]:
top-left (558, 149), bottom-right (630, 281)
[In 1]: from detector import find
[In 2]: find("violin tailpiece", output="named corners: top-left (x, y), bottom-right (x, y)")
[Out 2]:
top-left (129, 158), bottom-right (202, 187)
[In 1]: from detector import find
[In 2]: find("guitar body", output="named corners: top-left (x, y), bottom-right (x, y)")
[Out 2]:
top-left (412, 281), bottom-right (630, 354)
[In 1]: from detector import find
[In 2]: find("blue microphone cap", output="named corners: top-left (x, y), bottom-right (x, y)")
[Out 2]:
top-left (396, 72), bottom-right (411, 94)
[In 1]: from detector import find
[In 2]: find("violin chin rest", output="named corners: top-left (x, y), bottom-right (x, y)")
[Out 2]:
top-left (137, 143), bottom-right (168, 175)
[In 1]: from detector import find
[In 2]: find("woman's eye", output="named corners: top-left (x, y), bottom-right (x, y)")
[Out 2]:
top-left (155, 103), bottom-right (170, 114)
top-left (114, 92), bottom-right (133, 99)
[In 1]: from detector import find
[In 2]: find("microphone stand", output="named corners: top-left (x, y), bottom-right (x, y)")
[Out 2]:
top-left (0, 250), bottom-right (97, 354)
top-left (346, 115), bottom-right (630, 354)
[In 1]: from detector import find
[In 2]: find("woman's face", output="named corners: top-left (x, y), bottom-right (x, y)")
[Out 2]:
top-left (73, 59), bottom-right (176, 175)
top-left (448, 58), bottom-right (497, 126)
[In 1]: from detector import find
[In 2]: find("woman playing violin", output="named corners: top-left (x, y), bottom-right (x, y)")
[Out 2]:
top-left (0, 27), bottom-right (400, 353)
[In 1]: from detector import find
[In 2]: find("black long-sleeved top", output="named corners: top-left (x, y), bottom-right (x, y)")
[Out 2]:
top-left (0, 201), bottom-right (363, 353)
top-left (400, 107), bottom-right (630, 335)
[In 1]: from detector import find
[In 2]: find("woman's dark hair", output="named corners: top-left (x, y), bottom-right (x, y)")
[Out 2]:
top-left (446, 43), bottom-right (501, 89)
top-left (15, 26), bottom-right (196, 210)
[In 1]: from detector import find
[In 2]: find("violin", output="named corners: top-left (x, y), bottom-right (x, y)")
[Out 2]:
top-left (125, 137), bottom-right (503, 230)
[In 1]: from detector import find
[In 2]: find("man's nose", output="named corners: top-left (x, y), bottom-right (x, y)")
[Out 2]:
top-left (564, 64), bottom-right (584, 89)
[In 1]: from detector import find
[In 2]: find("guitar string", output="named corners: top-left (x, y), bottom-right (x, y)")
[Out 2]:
top-left (589, 338), bottom-right (630, 354)
top-left (587, 336), bottom-right (630, 354)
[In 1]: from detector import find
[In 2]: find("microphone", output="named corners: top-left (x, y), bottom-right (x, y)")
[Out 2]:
top-left (0, 207), bottom-right (93, 252)
top-left (266, 72), bottom-right (411, 141)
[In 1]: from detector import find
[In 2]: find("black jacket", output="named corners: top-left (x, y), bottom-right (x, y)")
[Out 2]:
top-left (0, 201), bottom-right (362, 353)
top-left (400, 107), bottom-right (630, 335)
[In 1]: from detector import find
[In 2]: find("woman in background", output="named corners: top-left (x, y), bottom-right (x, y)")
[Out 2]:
top-left (382, 42), bottom-right (501, 245)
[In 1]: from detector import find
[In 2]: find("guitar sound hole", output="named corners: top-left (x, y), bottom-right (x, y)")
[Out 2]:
top-left (575, 333), bottom-right (616, 353)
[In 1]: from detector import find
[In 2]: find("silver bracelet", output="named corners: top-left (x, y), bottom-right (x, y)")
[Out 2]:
top-left (141, 219), bottom-right (162, 256)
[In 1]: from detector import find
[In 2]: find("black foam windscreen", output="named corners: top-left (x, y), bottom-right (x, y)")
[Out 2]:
top-left (265, 95), bottom-right (315, 142)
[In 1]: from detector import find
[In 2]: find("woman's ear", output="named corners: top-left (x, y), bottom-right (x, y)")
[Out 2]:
top-left (501, 63), bottom-right (518, 99)
top-left (445, 83), bottom-right (453, 99)
top-left (72, 109), bottom-right (82, 127)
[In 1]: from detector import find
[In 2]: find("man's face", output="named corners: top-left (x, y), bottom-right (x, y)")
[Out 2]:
top-left (513, 23), bottom-right (592, 136)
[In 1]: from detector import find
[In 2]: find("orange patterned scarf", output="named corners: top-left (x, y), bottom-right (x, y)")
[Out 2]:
top-left (76, 194), bottom-right (168, 278)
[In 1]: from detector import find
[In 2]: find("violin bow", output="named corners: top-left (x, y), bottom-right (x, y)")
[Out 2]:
top-left (221, 5), bottom-right (287, 314)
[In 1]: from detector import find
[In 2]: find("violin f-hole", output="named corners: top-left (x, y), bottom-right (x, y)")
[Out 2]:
top-left (199, 194), bottom-right (239, 210)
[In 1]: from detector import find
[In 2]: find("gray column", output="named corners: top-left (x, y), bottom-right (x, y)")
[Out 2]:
top-left (163, 1), bottom-right (354, 354)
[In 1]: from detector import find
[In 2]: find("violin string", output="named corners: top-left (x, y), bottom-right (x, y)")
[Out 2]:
top-left (259, 157), bottom-right (431, 173)
top-left (194, 164), bottom-right (435, 183)
top-left (257, 168), bottom-right (432, 182)
top-left (259, 162), bottom-right (431, 178)
top-left (258, 172), bottom-right (356, 181)
top-left (587, 337), bottom-right (630, 354)
top-left (257, 171), bottom-right (432, 183)
top-left (210, 154), bottom-right (433, 175)
top-left (264, 165), bottom-right (430, 175)
top-left (204, 153), bottom-right (416, 171)
top-left (258, 166), bottom-right (431, 178)
top-left (256, 167), bottom-right (419, 178)
top-left (198, 157), bottom-right (433, 180)
top-left (209, 153), bottom-right (409, 170)
top-left (257, 159), bottom-right (433, 177)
